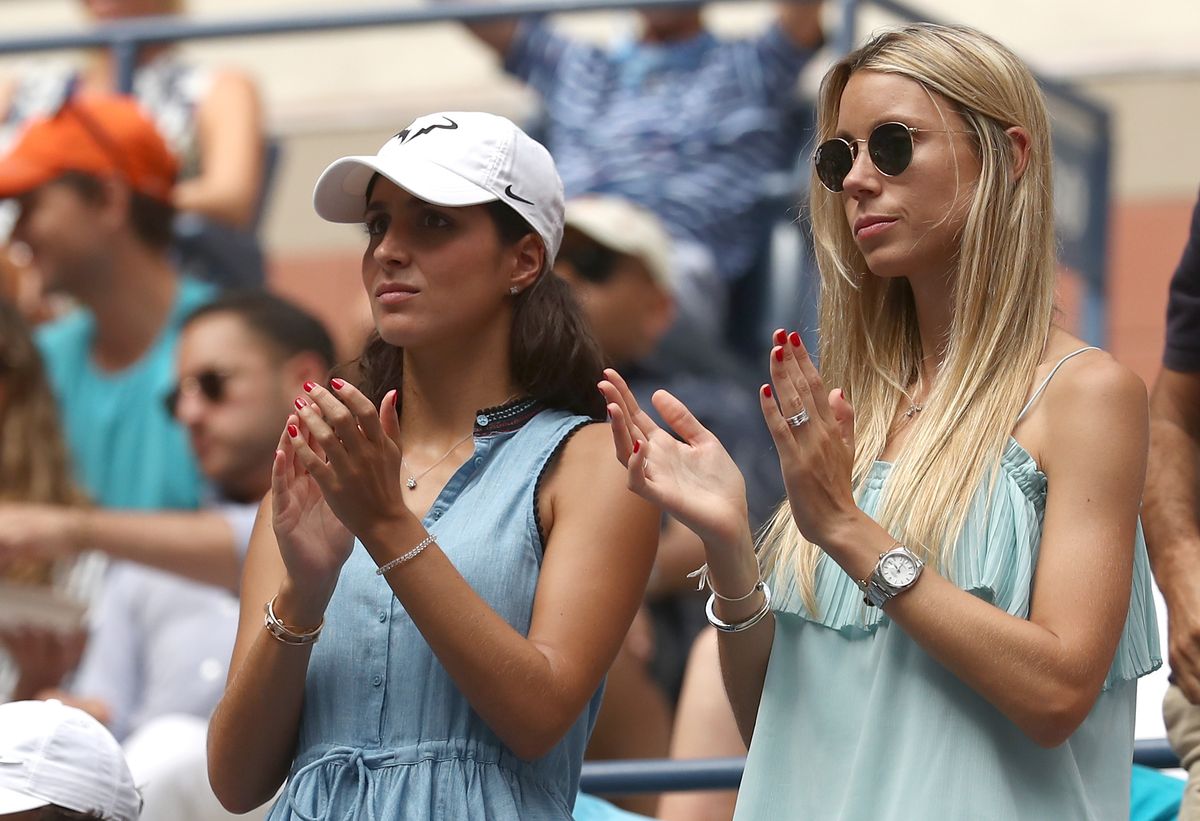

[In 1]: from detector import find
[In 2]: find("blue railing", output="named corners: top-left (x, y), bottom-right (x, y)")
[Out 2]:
top-left (579, 740), bottom-right (1181, 794)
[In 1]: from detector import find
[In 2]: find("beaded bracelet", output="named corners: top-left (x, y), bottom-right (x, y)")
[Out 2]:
top-left (375, 534), bottom-right (436, 576)
top-left (705, 581), bottom-right (773, 633)
top-left (263, 596), bottom-right (323, 646)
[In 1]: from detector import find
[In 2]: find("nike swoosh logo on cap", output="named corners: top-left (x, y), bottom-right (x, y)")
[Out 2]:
top-left (504, 185), bottom-right (534, 205)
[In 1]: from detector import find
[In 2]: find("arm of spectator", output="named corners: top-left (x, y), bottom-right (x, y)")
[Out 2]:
top-left (466, 17), bottom-right (521, 57)
top-left (647, 517), bottom-right (706, 600)
top-left (0, 504), bottom-right (241, 592)
top-left (172, 68), bottom-right (265, 230)
top-left (776, 0), bottom-right (824, 51)
top-left (1144, 367), bottom-right (1200, 702)
top-left (0, 626), bottom-right (86, 702)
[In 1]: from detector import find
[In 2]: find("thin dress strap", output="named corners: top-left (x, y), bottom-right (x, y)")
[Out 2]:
top-left (1015, 346), bottom-right (1101, 423)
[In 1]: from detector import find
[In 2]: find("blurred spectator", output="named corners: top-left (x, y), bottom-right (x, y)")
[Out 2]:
top-left (469, 2), bottom-right (823, 350)
top-left (0, 0), bottom-right (267, 288)
top-left (4, 292), bottom-right (334, 821)
top-left (1146, 187), bottom-right (1200, 818)
top-left (0, 93), bottom-right (216, 512)
top-left (0, 699), bottom-right (141, 821)
top-left (556, 196), bottom-right (781, 814)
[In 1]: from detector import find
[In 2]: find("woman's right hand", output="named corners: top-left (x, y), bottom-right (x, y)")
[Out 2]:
top-left (599, 368), bottom-right (750, 552)
top-left (270, 413), bottom-right (354, 600)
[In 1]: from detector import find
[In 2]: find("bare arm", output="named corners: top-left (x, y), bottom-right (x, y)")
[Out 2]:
top-left (465, 18), bottom-right (520, 57)
top-left (1144, 367), bottom-right (1200, 700)
top-left (0, 505), bottom-right (240, 591)
top-left (366, 425), bottom-right (658, 758)
top-left (173, 68), bottom-right (264, 228)
top-left (776, 0), bottom-right (824, 50)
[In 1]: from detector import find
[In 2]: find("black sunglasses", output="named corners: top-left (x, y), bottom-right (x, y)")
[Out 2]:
top-left (813, 121), bottom-right (972, 193)
top-left (165, 370), bottom-right (230, 417)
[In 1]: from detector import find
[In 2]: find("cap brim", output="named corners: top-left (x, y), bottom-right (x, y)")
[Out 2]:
top-left (0, 784), bottom-right (52, 814)
top-left (0, 154), bottom-right (55, 200)
top-left (313, 156), bottom-right (498, 223)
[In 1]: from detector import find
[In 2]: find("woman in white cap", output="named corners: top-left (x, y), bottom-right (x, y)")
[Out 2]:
top-left (207, 112), bottom-right (658, 820)
top-left (600, 23), bottom-right (1158, 821)
top-left (0, 699), bottom-right (141, 821)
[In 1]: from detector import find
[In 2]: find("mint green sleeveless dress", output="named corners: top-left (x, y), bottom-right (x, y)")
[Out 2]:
top-left (735, 349), bottom-right (1161, 821)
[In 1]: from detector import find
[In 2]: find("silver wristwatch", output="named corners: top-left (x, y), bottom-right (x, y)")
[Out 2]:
top-left (859, 544), bottom-right (924, 608)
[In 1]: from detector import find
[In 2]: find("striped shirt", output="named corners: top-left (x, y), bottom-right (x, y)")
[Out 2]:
top-left (506, 20), bottom-right (816, 282)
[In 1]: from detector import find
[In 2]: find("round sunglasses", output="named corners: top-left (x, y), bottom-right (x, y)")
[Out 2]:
top-left (813, 121), bottom-right (972, 193)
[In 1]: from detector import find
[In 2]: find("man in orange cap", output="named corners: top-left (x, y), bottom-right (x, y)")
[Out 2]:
top-left (0, 94), bottom-right (215, 513)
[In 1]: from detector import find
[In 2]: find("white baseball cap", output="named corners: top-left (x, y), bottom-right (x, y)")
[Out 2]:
top-left (313, 111), bottom-right (565, 267)
top-left (0, 700), bottom-right (141, 821)
top-left (564, 196), bottom-right (674, 288)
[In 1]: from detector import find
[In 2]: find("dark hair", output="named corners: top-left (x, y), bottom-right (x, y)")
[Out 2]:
top-left (54, 170), bottom-right (176, 251)
top-left (354, 199), bottom-right (606, 419)
top-left (181, 290), bottom-right (337, 372)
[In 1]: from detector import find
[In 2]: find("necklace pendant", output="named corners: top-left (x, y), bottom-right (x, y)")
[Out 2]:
top-left (405, 476), bottom-right (417, 490)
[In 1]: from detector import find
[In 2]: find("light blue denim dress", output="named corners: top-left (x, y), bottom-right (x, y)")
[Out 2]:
top-left (735, 349), bottom-right (1162, 821)
top-left (266, 401), bottom-right (599, 821)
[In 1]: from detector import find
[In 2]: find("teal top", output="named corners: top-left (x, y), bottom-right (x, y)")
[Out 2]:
top-left (34, 276), bottom-right (215, 510)
top-left (735, 351), bottom-right (1161, 821)
top-left (268, 402), bottom-right (600, 821)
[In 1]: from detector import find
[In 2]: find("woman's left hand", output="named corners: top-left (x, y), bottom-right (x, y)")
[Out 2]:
top-left (761, 331), bottom-right (862, 551)
top-left (288, 379), bottom-right (414, 544)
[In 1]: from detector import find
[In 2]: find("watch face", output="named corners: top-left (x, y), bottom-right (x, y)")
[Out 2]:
top-left (880, 553), bottom-right (918, 587)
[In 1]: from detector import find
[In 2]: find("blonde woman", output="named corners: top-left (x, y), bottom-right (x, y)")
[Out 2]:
top-left (601, 23), bottom-right (1158, 820)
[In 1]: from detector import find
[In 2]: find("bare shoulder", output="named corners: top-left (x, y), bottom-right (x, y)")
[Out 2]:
top-left (1036, 344), bottom-right (1148, 473)
top-left (540, 421), bottom-right (652, 536)
top-left (547, 421), bottom-right (623, 486)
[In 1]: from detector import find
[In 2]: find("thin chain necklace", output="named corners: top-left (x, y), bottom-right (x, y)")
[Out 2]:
top-left (399, 392), bottom-right (520, 490)
top-left (401, 432), bottom-right (474, 490)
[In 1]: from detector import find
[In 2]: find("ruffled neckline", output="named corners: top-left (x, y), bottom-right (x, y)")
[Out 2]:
top-left (770, 436), bottom-right (1160, 689)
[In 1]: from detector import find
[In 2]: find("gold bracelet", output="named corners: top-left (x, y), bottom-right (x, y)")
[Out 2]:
top-left (263, 596), bottom-right (323, 646)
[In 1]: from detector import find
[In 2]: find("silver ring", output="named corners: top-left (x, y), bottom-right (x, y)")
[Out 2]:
top-left (785, 410), bottom-right (809, 428)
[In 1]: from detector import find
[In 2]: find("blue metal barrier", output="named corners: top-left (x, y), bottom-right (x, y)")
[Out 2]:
top-left (579, 741), bottom-right (1181, 795)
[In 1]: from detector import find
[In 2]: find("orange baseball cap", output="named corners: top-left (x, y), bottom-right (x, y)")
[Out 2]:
top-left (0, 94), bottom-right (178, 202)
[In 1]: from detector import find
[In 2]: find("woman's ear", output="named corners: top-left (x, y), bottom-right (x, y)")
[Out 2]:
top-left (508, 233), bottom-right (546, 293)
top-left (1005, 126), bottom-right (1032, 182)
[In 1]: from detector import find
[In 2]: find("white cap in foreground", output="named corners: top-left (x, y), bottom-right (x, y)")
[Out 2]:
top-left (0, 699), bottom-right (141, 821)
top-left (313, 111), bottom-right (565, 267)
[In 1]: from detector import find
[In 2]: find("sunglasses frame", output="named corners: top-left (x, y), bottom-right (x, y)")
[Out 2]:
top-left (164, 369), bottom-right (232, 418)
top-left (813, 121), bottom-right (974, 193)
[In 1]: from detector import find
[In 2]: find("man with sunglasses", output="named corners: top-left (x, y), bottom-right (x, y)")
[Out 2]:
top-left (1, 291), bottom-right (335, 821)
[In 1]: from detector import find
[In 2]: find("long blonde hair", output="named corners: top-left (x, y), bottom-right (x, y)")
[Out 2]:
top-left (760, 24), bottom-right (1057, 613)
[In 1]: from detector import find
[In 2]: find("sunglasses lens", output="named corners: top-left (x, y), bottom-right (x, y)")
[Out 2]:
top-left (868, 123), bottom-right (914, 177)
top-left (197, 371), bottom-right (225, 403)
top-left (814, 139), bottom-right (853, 192)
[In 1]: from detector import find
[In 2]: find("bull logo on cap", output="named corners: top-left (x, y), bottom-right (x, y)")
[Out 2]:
top-left (394, 116), bottom-right (459, 145)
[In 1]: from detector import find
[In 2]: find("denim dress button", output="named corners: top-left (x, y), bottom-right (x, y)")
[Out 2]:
top-left (372, 674), bottom-right (383, 687)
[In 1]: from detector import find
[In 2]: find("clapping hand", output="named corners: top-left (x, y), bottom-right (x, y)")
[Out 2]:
top-left (761, 331), bottom-right (860, 552)
top-left (598, 368), bottom-right (750, 553)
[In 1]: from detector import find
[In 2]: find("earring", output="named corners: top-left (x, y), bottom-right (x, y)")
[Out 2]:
top-left (509, 286), bottom-right (520, 296)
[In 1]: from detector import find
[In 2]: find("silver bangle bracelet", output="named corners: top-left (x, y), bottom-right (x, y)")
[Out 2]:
top-left (705, 581), bottom-right (772, 633)
top-left (376, 534), bottom-right (436, 576)
top-left (263, 595), bottom-right (323, 646)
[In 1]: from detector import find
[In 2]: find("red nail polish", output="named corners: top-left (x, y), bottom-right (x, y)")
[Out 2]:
top-left (295, 397), bottom-right (307, 410)
top-left (773, 329), bottom-right (786, 346)
top-left (303, 381), bottom-right (317, 392)
top-left (789, 332), bottom-right (801, 347)
top-left (763, 385), bottom-right (773, 399)
top-left (287, 424), bottom-right (299, 437)
top-left (331, 378), bottom-right (345, 390)
top-left (774, 347), bottom-right (784, 363)
top-left (633, 440), bottom-right (641, 454)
